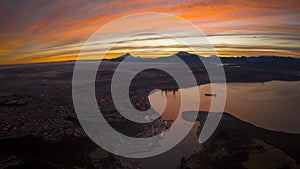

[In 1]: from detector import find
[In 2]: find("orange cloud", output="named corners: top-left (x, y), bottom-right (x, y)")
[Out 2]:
top-left (0, 0), bottom-right (300, 65)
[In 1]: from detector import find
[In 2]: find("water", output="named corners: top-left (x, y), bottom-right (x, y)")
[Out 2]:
top-left (151, 81), bottom-right (300, 134)
top-left (128, 81), bottom-right (300, 169)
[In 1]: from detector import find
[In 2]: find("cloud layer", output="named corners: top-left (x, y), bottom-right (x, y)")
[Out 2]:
top-left (0, 0), bottom-right (300, 64)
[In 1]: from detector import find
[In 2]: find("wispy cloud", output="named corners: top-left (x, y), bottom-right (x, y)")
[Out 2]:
top-left (0, 0), bottom-right (300, 64)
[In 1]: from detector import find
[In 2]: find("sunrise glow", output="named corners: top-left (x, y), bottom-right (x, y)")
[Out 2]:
top-left (1, 0), bottom-right (300, 65)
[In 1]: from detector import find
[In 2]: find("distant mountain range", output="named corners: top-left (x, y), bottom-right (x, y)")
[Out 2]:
top-left (105, 51), bottom-right (299, 63)
top-left (103, 51), bottom-right (300, 72)
top-left (105, 51), bottom-right (209, 63)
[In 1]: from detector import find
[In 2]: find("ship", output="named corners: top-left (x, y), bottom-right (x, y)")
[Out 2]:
top-left (205, 93), bottom-right (217, 97)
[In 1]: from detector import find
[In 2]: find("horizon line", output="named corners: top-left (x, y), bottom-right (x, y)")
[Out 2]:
top-left (0, 52), bottom-right (298, 67)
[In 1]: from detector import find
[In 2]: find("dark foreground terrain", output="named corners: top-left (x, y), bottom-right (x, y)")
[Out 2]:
top-left (181, 112), bottom-right (300, 169)
top-left (0, 54), bottom-right (299, 168)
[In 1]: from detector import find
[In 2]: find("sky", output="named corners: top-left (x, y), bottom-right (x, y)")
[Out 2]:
top-left (0, 0), bottom-right (300, 65)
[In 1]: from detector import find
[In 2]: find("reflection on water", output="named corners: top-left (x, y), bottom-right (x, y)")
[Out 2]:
top-left (150, 80), bottom-right (300, 134)
top-left (220, 81), bottom-right (300, 134)
top-left (130, 81), bottom-right (299, 169)
top-left (129, 89), bottom-right (201, 169)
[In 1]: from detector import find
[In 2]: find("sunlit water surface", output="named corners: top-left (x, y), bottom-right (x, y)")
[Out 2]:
top-left (129, 81), bottom-right (300, 169)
